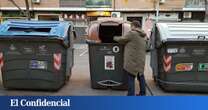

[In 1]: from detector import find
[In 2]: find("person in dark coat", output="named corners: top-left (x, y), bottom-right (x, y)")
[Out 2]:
top-left (114, 21), bottom-right (147, 96)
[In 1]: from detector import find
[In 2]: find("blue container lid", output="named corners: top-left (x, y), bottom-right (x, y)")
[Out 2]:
top-left (0, 20), bottom-right (72, 39)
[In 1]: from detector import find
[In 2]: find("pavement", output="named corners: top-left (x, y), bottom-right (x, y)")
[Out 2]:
top-left (0, 44), bottom-right (207, 96)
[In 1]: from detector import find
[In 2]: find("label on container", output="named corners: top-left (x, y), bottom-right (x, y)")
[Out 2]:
top-left (198, 63), bottom-right (208, 71)
top-left (192, 49), bottom-right (206, 55)
top-left (104, 56), bottom-right (115, 70)
top-left (23, 47), bottom-right (34, 54)
top-left (38, 45), bottom-right (48, 55)
top-left (175, 63), bottom-right (193, 72)
top-left (30, 60), bottom-right (47, 70)
top-left (167, 48), bottom-right (178, 54)
top-left (7, 44), bottom-right (21, 55)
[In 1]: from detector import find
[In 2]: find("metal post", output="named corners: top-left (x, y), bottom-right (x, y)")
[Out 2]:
top-left (156, 0), bottom-right (160, 23)
top-left (113, 0), bottom-right (116, 11)
top-left (205, 0), bottom-right (208, 22)
top-left (25, 0), bottom-right (31, 20)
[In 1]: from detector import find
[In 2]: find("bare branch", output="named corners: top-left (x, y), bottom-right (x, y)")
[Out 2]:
top-left (8, 0), bottom-right (25, 16)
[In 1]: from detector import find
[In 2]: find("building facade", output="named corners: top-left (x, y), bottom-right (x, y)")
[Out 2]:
top-left (0, 0), bottom-right (206, 37)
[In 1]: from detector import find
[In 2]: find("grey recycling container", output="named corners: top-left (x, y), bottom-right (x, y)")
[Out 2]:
top-left (150, 23), bottom-right (208, 92)
top-left (87, 18), bottom-right (130, 90)
top-left (0, 20), bottom-right (75, 90)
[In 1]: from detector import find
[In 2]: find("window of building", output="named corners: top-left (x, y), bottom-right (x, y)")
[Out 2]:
top-left (86, 0), bottom-right (112, 7)
top-left (60, 0), bottom-right (85, 7)
top-left (185, 0), bottom-right (205, 8)
top-left (38, 15), bottom-right (60, 21)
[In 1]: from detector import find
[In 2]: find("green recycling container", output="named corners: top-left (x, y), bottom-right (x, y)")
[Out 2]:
top-left (150, 23), bottom-right (208, 92)
top-left (87, 18), bottom-right (131, 90)
top-left (0, 20), bottom-right (75, 90)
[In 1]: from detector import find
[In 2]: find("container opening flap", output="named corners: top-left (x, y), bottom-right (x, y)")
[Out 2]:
top-left (8, 27), bottom-right (51, 33)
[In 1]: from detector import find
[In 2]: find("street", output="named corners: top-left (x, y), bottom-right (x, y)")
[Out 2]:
top-left (0, 44), bottom-right (207, 96)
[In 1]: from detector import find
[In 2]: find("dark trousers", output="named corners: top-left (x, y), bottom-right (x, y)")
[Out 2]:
top-left (125, 70), bottom-right (146, 96)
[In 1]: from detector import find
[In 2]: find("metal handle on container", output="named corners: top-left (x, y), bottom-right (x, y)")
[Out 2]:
top-left (97, 80), bottom-right (122, 87)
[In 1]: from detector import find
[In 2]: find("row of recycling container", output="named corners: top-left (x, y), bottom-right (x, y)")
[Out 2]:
top-left (0, 19), bottom-right (208, 92)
